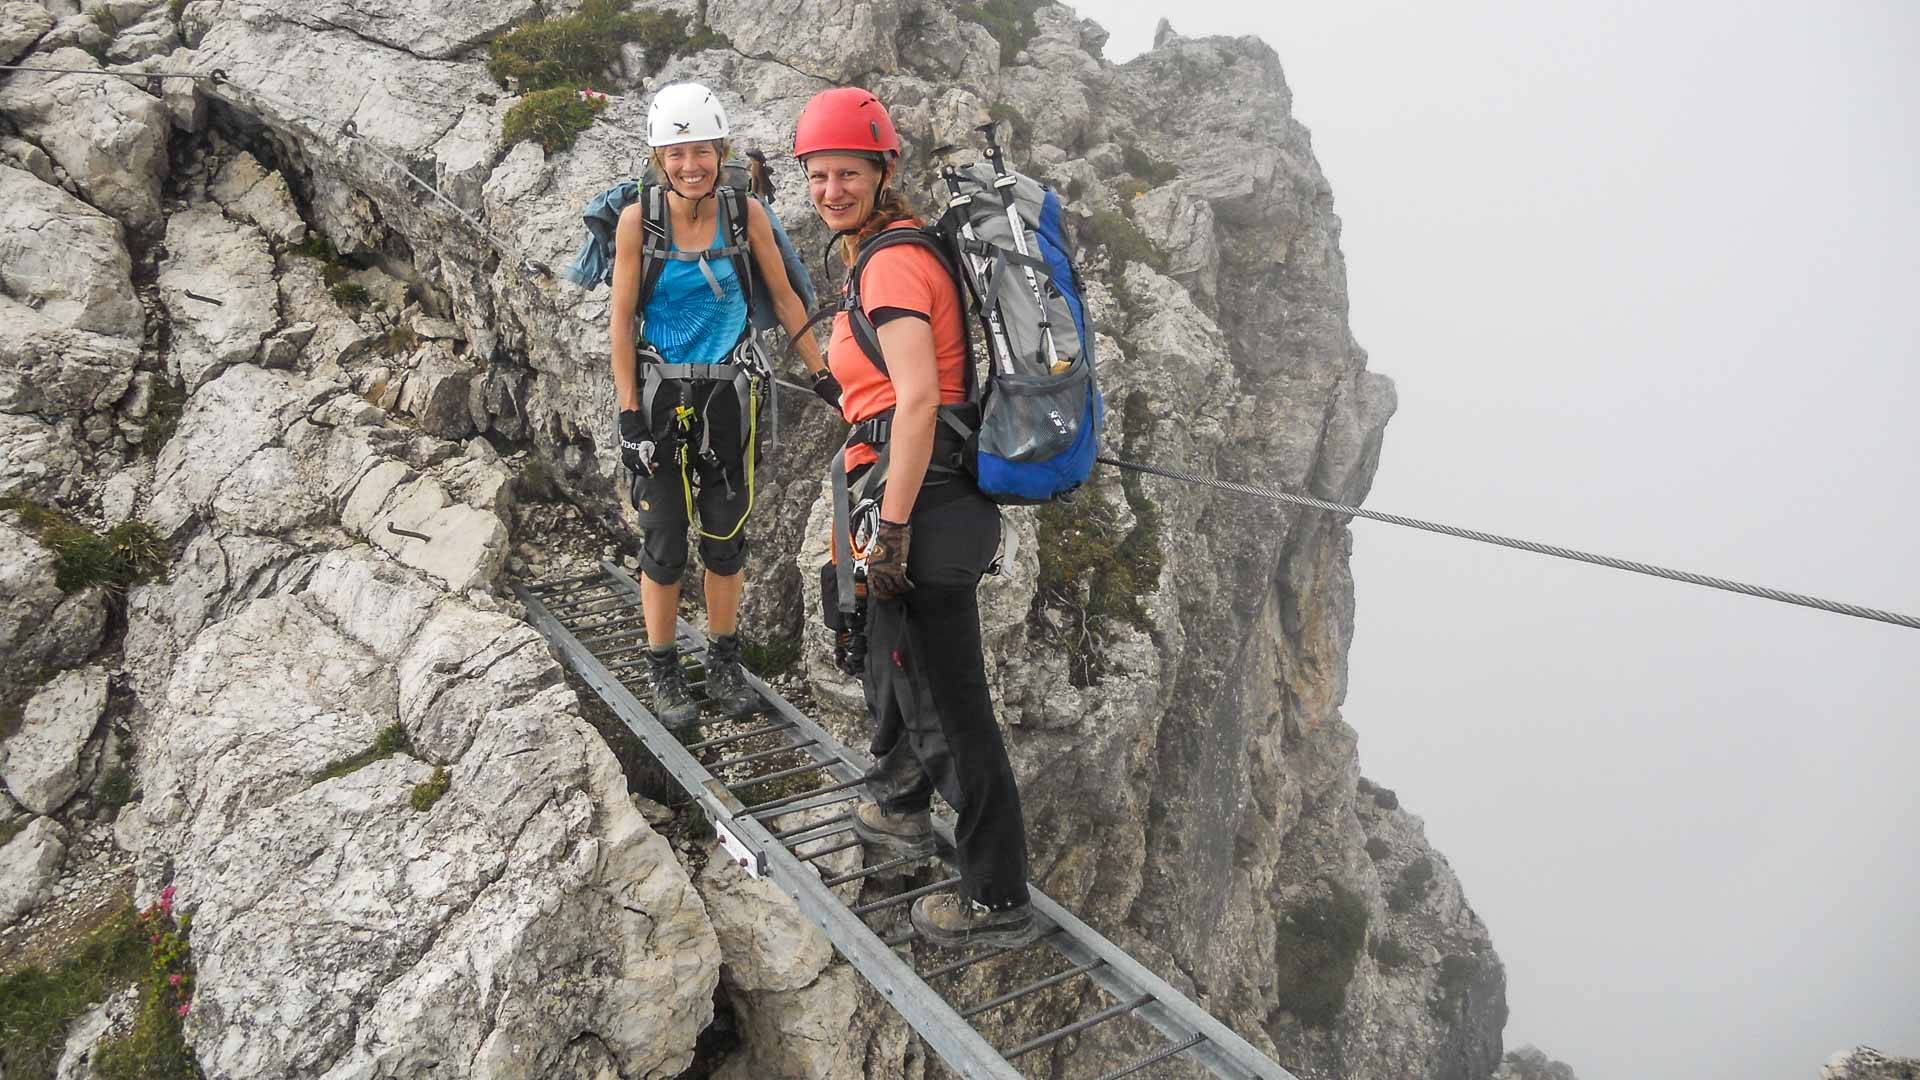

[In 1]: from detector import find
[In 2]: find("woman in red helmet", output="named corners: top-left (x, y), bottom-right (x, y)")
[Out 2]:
top-left (795, 87), bottom-right (1037, 948)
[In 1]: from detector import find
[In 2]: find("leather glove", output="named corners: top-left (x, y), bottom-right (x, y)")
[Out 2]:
top-left (865, 518), bottom-right (913, 600)
top-left (811, 368), bottom-right (843, 411)
top-left (618, 410), bottom-right (656, 475)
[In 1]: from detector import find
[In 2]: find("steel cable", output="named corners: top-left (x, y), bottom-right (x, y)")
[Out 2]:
top-left (1099, 455), bottom-right (1920, 632)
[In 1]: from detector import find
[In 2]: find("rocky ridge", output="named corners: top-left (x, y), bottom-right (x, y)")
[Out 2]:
top-left (1, 0), bottom-right (1521, 1078)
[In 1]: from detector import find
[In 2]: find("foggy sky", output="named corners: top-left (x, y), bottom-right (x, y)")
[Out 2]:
top-left (1070, 2), bottom-right (1920, 1077)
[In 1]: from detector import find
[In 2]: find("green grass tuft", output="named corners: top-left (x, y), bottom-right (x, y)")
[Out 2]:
top-left (1271, 879), bottom-right (1368, 1028)
top-left (0, 905), bottom-right (148, 1080)
top-left (91, 897), bottom-right (201, 1080)
top-left (500, 87), bottom-right (609, 153)
top-left (1370, 934), bottom-right (1412, 971)
top-left (1079, 207), bottom-right (1167, 275)
top-left (959, 0), bottom-right (1044, 66)
top-left (311, 723), bottom-right (414, 783)
top-left (410, 766), bottom-right (451, 812)
top-left (1387, 854), bottom-right (1434, 913)
top-left (739, 636), bottom-right (802, 680)
top-left (142, 377), bottom-right (185, 457)
top-left (329, 281), bottom-right (370, 308)
top-left (2, 497), bottom-right (168, 594)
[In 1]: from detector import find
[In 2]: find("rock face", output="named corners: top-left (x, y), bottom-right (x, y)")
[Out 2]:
top-left (1822, 1048), bottom-right (1920, 1080)
top-left (0, 48), bottom-right (170, 231)
top-left (4, 0), bottom-right (1517, 1077)
top-left (1494, 1045), bottom-right (1582, 1080)
top-left (1, 665), bottom-right (110, 815)
top-left (0, 815), bottom-right (67, 924)
top-left (0, 515), bottom-right (108, 703)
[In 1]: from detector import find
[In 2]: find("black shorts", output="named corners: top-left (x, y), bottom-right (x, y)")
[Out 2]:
top-left (631, 379), bottom-right (753, 584)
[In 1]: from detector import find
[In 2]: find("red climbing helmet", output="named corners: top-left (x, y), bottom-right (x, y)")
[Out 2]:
top-left (792, 87), bottom-right (901, 161)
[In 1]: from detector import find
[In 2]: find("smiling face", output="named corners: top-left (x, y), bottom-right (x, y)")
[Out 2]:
top-left (805, 153), bottom-right (887, 233)
top-left (654, 141), bottom-right (722, 198)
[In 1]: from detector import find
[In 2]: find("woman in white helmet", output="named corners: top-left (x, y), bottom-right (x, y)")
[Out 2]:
top-left (610, 81), bottom-right (830, 726)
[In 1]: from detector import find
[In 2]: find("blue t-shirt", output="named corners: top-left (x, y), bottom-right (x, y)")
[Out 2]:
top-left (643, 228), bottom-right (748, 365)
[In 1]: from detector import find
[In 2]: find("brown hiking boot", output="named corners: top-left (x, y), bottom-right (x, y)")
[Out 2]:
top-left (851, 800), bottom-right (935, 858)
top-left (910, 893), bottom-right (1041, 949)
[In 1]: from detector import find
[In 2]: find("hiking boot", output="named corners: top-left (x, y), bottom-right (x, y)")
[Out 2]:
top-left (646, 646), bottom-right (700, 728)
top-left (852, 800), bottom-right (936, 858)
top-left (910, 893), bottom-right (1041, 950)
top-left (702, 634), bottom-right (760, 718)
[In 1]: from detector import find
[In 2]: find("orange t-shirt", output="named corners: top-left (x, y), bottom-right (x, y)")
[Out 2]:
top-left (828, 222), bottom-right (969, 470)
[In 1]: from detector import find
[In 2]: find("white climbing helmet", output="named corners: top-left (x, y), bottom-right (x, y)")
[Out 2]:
top-left (647, 82), bottom-right (729, 147)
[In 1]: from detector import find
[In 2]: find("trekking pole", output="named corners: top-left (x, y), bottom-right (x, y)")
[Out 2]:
top-left (933, 144), bottom-right (1017, 376)
top-left (977, 121), bottom-right (1064, 375)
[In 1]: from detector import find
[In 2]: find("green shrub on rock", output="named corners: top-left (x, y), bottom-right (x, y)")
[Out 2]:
top-left (1271, 879), bottom-right (1368, 1028)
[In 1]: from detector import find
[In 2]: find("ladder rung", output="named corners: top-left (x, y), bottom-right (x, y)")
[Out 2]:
top-left (726, 759), bottom-right (833, 791)
top-left (685, 721), bottom-right (794, 752)
top-left (529, 571), bottom-right (604, 592)
top-left (850, 876), bottom-right (960, 916)
top-left (771, 810), bottom-right (852, 841)
top-left (960, 958), bottom-right (1104, 1019)
top-left (746, 776), bottom-right (866, 817)
top-left (1002, 993), bottom-right (1154, 1061)
top-left (545, 591), bottom-right (624, 612)
top-left (884, 926), bottom-right (919, 948)
top-left (920, 928), bottom-right (1064, 980)
top-left (822, 851), bottom-right (935, 887)
top-left (711, 738), bottom-right (819, 771)
top-left (796, 835), bottom-right (861, 863)
top-left (1093, 1032), bottom-right (1208, 1080)
top-left (575, 623), bottom-right (649, 646)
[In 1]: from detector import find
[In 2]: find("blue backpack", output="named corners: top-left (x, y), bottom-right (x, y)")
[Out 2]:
top-left (835, 131), bottom-right (1102, 505)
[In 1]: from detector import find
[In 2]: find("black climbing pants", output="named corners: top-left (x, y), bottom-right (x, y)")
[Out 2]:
top-left (861, 480), bottom-right (1031, 911)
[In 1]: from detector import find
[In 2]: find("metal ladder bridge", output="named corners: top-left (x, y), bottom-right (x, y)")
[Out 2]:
top-left (513, 562), bottom-right (1298, 1080)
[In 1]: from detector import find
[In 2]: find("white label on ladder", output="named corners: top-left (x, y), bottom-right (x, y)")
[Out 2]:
top-left (715, 818), bottom-right (763, 879)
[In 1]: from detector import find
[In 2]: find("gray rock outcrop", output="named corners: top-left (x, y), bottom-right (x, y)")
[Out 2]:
top-left (0, 0), bottom-right (1529, 1076)
top-left (1494, 1045), bottom-right (1582, 1080)
top-left (0, 815), bottom-right (68, 924)
top-left (1822, 1048), bottom-right (1920, 1080)
top-left (0, 3), bottom-right (54, 65)
top-left (0, 48), bottom-right (170, 231)
top-left (0, 514), bottom-right (108, 702)
top-left (1, 665), bottom-right (109, 815)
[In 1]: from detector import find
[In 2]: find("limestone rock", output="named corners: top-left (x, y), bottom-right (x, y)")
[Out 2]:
top-left (397, 340), bottom-right (476, 437)
top-left (0, 2), bottom-right (53, 67)
top-left (0, 515), bottom-right (108, 703)
top-left (1496, 1045), bottom-right (1583, 1080)
top-left (0, 413), bottom-right (85, 503)
top-left (158, 205), bottom-right (279, 391)
top-left (104, 11), bottom-right (179, 63)
top-left (0, 297), bottom-right (141, 416)
top-left (697, 844), bottom-right (834, 993)
top-left (53, 984), bottom-right (137, 1080)
top-left (1822, 1047), bottom-right (1920, 1080)
top-left (125, 546), bottom-right (720, 1078)
top-left (706, 0), bottom-right (897, 82)
top-left (716, 964), bottom-right (918, 1080)
top-left (0, 160), bottom-right (142, 371)
top-left (35, 12), bottom-right (107, 53)
top-left (0, 48), bottom-right (169, 230)
top-left (0, 815), bottom-right (66, 924)
top-left (2, 665), bottom-right (109, 814)
top-left (208, 150), bottom-right (307, 245)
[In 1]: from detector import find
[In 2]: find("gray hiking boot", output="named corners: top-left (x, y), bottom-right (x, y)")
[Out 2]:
top-left (646, 646), bottom-right (700, 728)
top-left (702, 634), bottom-right (759, 718)
top-left (852, 800), bottom-right (936, 858)
top-left (910, 893), bottom-right (1041, 950)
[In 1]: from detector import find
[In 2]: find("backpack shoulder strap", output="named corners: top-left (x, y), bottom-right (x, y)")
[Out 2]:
top-left (845, 227), bottom-right (961, 378)
top-left (637, 183), bottom-right (671, 316)
top-left (718, 186), bottom-right (755, 313)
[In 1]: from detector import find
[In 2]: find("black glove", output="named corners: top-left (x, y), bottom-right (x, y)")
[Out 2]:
top-left (618, 410), bottom-right (656, 475)
top-left (866, 518), bottom-right (913, 600)
top-left (811, 368), bottom-right (843, 411)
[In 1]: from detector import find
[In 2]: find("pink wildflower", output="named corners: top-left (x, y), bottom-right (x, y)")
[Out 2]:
top-left (170, 973), bottom-right (182, 986)
top-left (177, 1002), bottom-right (191, 1017)
top-left (151, 933), bottom-right (161, 943)
top-left (160, 885), bottom-right (175, 901)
